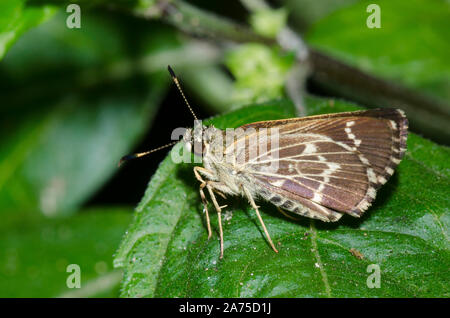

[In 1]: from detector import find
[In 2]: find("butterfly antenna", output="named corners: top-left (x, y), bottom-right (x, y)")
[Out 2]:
top-left (118, 141), bottom-right (178, 167)
top-left (168, 65), bottom-right (198, 121)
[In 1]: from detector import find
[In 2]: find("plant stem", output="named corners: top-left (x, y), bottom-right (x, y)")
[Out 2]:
top-left (134, 0), bottom-right (273, 45)
top-left (309, 51), bottom-right (450, 144)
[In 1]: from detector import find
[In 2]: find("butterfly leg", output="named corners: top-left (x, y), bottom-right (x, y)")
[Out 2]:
top-left (276, 207), bottom-right (302, 221)
top-left (194, 167), bottom-right (226, 198)
top-left (206, 184), bottom-right (225, 259)
top-left (199, 184), bottom-right (212, 239)
top-left (193, 167), bottom-right (213, 239)
top-left (193, 166), bottom-right (215, 180)
top-left (243, 187), bottom-right (279, 253)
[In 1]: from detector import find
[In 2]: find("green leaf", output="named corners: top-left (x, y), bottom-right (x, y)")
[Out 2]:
top-left (114, 97), bottom-right (449, 297)
top-left (0, 13), bottom-right (171, 216)
top-left (225, 44), bottom-right (295, 106)
top-left (306, 0), bottom-right (450, 102)
top-left (0, 0), bottom-right (56, 60)
top-left (0, 207), bottom-right (132, 297)
top-left (249, 8), bottom-right (288, 38)
top-left (0, 83), bottom-right (166, 216)
top-left (284, 0), bottom-right (359, 30)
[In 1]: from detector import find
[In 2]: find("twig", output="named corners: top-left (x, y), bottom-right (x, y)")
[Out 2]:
top-left (134, 0), bottom-right (274, 45)
top-left (309, 50), bottom-right (450, 144)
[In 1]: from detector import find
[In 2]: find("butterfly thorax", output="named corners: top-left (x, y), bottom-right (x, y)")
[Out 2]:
top-left (182, 124), bottom-right (223, 158)
top-left (183, 124), bottom-right (248, 195)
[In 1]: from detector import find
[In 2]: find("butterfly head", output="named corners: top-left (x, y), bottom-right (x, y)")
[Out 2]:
top-left (182, 124), bottom-right (222, 157)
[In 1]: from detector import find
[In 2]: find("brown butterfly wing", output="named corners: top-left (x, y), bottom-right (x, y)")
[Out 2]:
top-left (237, 109), bottom-right (408, 220)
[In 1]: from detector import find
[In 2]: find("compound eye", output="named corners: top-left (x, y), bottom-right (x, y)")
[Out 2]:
top-left (184, 141), bottom-right (192, 153)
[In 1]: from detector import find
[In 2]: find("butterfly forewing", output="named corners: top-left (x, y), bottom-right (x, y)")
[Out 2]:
top-left (232, 108), bottom-right (408, 221)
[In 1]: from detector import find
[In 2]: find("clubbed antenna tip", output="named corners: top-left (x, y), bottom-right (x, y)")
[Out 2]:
top-left (118, 154), bottom-right (136, 167)
top-left (168, 65), bottom-right (176, 78)
top-left (118, 141), bottom-right (178, 168)
top-left (167, 65), bottom-right (198, 121)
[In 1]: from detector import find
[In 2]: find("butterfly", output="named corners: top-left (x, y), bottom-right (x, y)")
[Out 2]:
top-left (120, 66), bottom-right (408, 258)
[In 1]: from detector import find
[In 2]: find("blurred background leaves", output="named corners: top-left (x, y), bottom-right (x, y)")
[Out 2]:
top-left (0, 0), bottom-right (448, 297)
top-left (1, 207), bottom-right (131, 297)
top-left (0, 11), bottom-right (171, 215)
top-left (306, 0), bottom-right (450, 101)
top-left (305, 0), bottom-right (450, 143)
top-left (0, 0), bottom-right (56, 59)
top-left (225, 43), bottom-right (294, 105)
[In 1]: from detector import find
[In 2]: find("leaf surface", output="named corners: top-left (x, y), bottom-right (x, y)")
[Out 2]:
top-left (0, 0), bottom-right (56, 60)
top-left (0, 207), bottom-right (132, 297)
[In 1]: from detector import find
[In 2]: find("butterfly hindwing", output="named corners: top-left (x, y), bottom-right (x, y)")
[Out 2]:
top-left (235, 108), bottom-right (408, 220)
